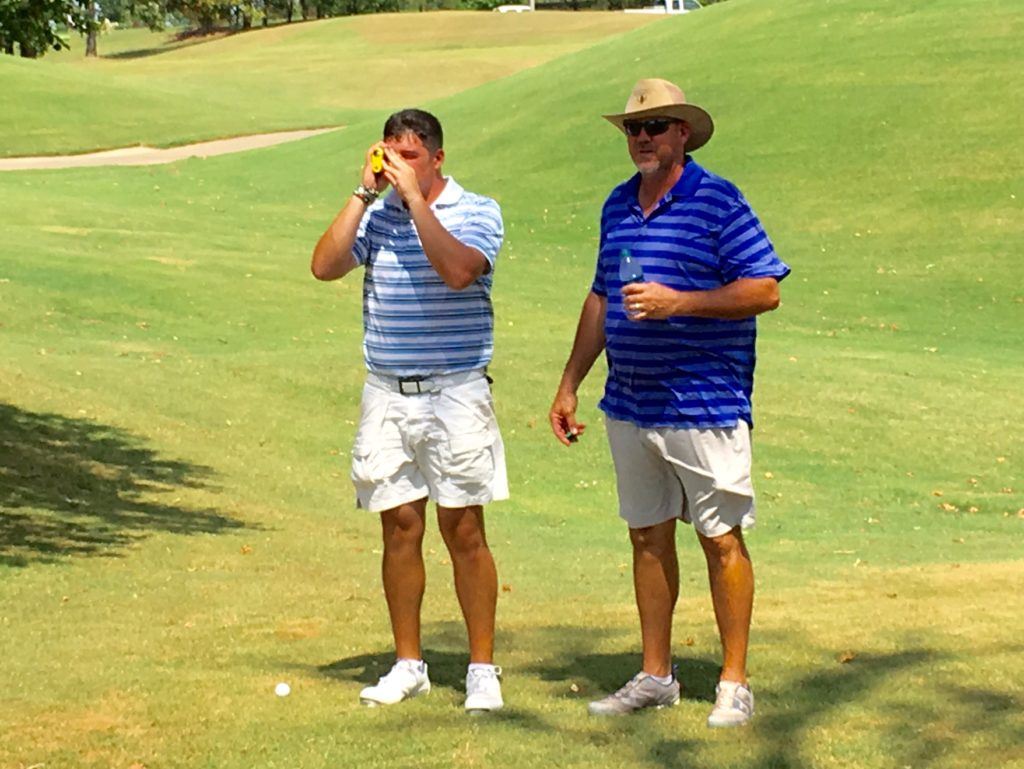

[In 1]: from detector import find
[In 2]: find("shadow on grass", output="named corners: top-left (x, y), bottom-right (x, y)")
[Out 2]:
top-left (315, 632), bottom-right (1021, 764)
top-left (889, 682), bottom-right (1024, 769)
top-left (745, 650), bottom-right (935, 769)
top-left (319, 648), bottom-right (479, 693)
top-left (529, 638), bottom-right (987, 769)
top-left (102, 20), bottom-right (317, 60)
top-left (527, 649), bottom-right (721, 703)
top-left (318, 647), bottom-right (558, 729)
top-left (0, 403), bottom-right (246, 566)
top-left (103, 34), bottom-right (237, 60)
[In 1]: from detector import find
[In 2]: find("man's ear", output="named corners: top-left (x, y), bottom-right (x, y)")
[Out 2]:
top-left (433, 147), bottom-right (445, 170)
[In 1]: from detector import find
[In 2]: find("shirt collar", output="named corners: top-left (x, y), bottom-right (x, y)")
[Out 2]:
top-left (673, 155), bottom-right (704, 198)
top-left (384, 176), bottom-right (463, 212)
top-left (626, 155), bottom-right (704, 208)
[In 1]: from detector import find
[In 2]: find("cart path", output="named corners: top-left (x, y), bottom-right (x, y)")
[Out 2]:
top-left (0, 127), bottom-right (341, 171)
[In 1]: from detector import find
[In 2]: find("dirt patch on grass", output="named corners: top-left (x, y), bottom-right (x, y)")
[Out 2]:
top-left (275, 618), bottom-right (326, 640)
top-left (5, 689), bottom-right (151, 755)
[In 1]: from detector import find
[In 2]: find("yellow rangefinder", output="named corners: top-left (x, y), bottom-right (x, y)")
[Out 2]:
top-left (370, 147), bottom-right (384, 174)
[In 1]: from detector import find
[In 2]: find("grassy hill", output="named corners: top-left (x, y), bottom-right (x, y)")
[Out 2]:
top-left (0, 0), bottom-right (1022, 767)
top-left (0, 11), bottom-right (657, 157)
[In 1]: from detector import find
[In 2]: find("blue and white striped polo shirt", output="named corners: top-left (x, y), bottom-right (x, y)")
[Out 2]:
top-left (592, 157), bottom-right (790, 429)
top-left (352, 177), bottom-right (503, 376)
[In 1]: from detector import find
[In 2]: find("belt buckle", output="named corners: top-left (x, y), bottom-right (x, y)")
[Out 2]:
top-left (398, 375), bottom-right (427, 396)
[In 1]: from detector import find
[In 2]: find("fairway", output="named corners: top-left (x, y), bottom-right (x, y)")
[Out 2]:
top-left (0, 11), bottom-right (658, 157)
top-left (1, 1), bottom-right (1023, 767)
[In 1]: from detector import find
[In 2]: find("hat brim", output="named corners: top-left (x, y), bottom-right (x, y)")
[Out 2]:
top-left (602, 104), bottom-right (714, 151)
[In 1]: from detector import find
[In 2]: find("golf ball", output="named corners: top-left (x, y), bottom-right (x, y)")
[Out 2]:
top-left (274, 682), bottom-right (291, 697)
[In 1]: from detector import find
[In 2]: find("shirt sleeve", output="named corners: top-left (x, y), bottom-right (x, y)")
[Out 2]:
top-left (458, 198), bottom-right (504, 270)
top-left (351, 206), bottom-right (374, 267)
top-left (718, 196), bottom-right (791, 284)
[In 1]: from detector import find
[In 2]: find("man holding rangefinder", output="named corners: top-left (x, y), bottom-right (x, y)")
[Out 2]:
top-left (312, 109), bottom-right (507, 713)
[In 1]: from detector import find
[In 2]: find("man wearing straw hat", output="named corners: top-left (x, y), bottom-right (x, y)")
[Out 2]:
top-left (549, 79), bottom-right (790, 725)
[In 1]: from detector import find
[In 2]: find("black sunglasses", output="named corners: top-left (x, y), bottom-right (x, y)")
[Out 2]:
top-left (623, 118), bottom-right (677, 138)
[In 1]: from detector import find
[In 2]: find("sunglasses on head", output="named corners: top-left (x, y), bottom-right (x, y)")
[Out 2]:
top-left (623, 118), bottom-right (677, 138)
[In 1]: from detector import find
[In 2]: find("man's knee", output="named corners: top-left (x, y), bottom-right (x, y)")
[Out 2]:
top-left (699, 527), bottom-right (750, 567)
top-left (438, 506), bottom-right (488, 557)
top-left (381, 502), bottom-right (427, 547)
top-left (630, 522), bottom-right (676, 559)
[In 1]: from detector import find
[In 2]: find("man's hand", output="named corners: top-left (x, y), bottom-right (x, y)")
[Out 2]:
top-left (622, 281), bottom-right (683, 321)
top-left (362, 142), bottom-right (389, 193)
top-left (381, 147), bottom-right (423, 205)
top-left (549, 389), bottom-right (586, 447)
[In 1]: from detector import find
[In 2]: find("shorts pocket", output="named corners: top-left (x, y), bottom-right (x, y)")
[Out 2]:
top-left (443, 432), bottom-right (495, 484)
top-left (430, 379), bottom-right (499, 488)
top-left (351, 442), bottom-right (394, 485)
top-left (698, 427), bottom-right (752, 496)
top-left (351, 435), bottom-right (411, 484)
top-left (350, 389), bottom-right (406, 484)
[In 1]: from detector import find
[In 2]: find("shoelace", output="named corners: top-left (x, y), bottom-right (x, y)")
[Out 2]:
top-left (379, 662), bottom-right (420, 686)
top-left (715, 684), bottom-right (751, 712)
top-left (467, 666), bottom-right (502, 687)
top-left (610, 673), bottom-right (647, 702)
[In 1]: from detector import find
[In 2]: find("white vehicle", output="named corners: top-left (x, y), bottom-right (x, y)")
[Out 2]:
top-left (625, 0), bottom-right (701, 14)
top-left (494, 4), bottom-right (533, 12)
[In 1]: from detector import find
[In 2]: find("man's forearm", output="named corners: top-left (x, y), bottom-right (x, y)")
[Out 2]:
top-left (311, 195), bottom-right (366, 281)
top-left (558, 292), bottom-right (607, 394)
top-left (407, 197), bottom-right (487, 290)
top-left (674, 277), bottom-right (780, 319)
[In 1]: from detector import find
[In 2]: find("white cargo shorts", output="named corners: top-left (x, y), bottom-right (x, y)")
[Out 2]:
top-left (350, 370), bottom-right (509, 513)
top-left (605, 416), bottom-right (755, 538)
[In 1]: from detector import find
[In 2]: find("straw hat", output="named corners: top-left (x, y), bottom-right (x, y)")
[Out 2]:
top-left (603, 78), bottom-right (714, 151)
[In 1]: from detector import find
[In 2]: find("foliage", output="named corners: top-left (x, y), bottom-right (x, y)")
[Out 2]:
top-left (123, 0), bottom-right (173, 27)
top-left (0, 0), bottom-right (76, 56)
top-left (0, 0), bottom-right (116, 57)
top-left (0, 0), bottom-right (726, 49)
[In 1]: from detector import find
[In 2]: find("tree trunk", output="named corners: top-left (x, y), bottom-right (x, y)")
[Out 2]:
top-left (85, 1), bottom-right (99, 56)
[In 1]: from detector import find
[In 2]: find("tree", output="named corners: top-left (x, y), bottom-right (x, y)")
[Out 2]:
top-left (1, 0), bottom-right (102, 58)
top-left (264, 0), bottom-right (292, 24)
top-left (0, 0), bottom-right (114, 58)
top-left (76, 0), bottom-right (101, 56)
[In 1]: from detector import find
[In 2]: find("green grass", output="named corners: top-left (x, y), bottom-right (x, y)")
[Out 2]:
top-left (0, 11), bottom-right (658, 157)
top-left (1, 0), bottom-right (1023, 767)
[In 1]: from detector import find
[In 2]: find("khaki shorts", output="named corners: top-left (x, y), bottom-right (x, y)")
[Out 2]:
top-left (605, 416), bottom-right (755, 538)
top-left (351, 370), bottom-right (509, 513)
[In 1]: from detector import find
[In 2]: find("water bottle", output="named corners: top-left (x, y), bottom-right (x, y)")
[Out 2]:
top-left (618, 249), bottom-right (644, 285)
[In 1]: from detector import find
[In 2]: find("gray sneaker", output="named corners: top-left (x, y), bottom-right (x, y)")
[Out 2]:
top-left (587, 672), bottom-right (680, 716)
top-left (707, 680), bottom-right (754, 727)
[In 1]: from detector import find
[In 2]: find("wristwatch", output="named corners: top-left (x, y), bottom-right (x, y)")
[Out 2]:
top-left (353, 185), bottom-right (379, 205)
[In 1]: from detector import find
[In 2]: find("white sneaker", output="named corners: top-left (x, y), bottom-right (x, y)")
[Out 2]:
top-left (464, 665), bottom-right (503, 713)
top-left (359, 659), bottom-right (430, 707)
top-left (707, 680), bottom-right (754, 727)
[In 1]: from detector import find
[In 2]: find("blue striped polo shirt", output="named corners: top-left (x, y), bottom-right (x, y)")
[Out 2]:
top-left (592, 157), bottom-right (790, 429)
top-left (352, 177), bottom-right (503, 376)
